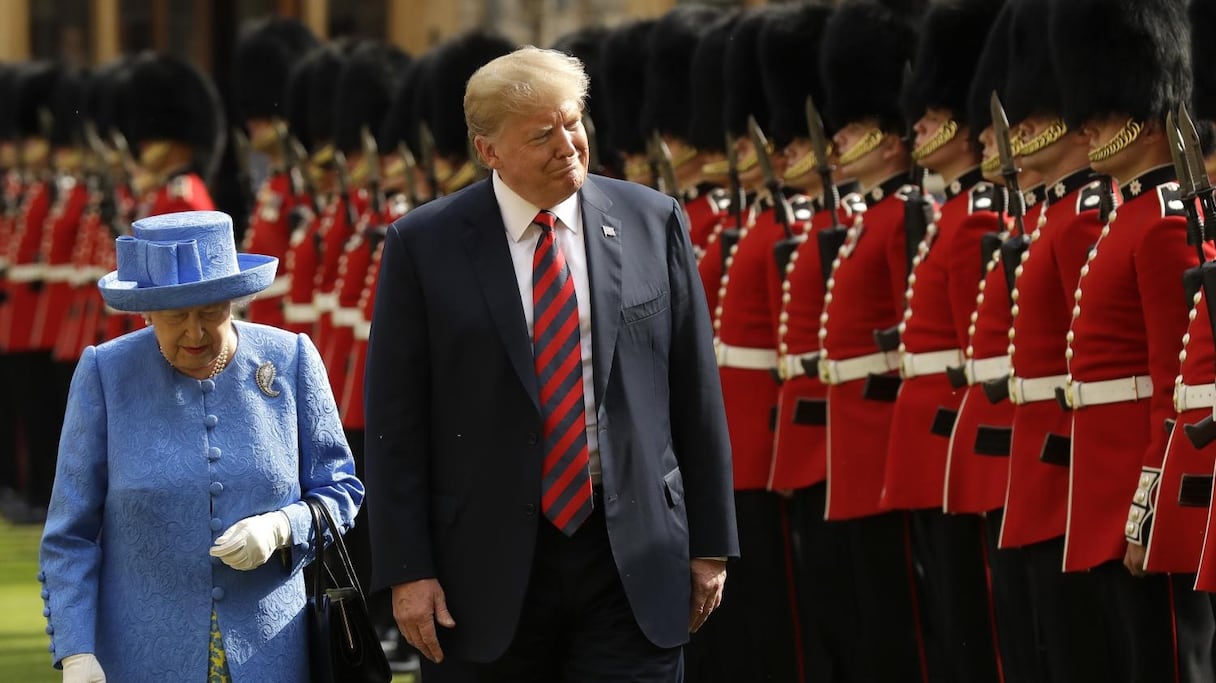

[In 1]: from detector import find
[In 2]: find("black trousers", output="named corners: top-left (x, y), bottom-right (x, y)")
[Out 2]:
top-left (685, 490), bottom-right (801, 683)
top-left (422, 493), bottom-right (682, 683)
top-left (982, 510), bottom-right (1041, 683)
top-left (0, 352), bottom-right (19, 493)
top-left (1023, 537), bottom-right (1116, 683)
top-left (1091, 561), bottom-right (1215, 683)
top-left (840, 510), bottom-right (926, 683)
top-left (788, 483), bottom-right (858, 683)
top-left (908, 508), bottom-right (1001, 683)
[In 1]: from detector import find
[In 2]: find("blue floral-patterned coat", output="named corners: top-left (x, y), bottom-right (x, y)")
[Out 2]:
top-left (39, 321), bottom-right (363, 681)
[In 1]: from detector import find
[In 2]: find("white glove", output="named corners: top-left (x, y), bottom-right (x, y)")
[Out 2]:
top-left (62, 653), bottom-right (106, 683)
top-left (209, 510), bottom-right (293, 570)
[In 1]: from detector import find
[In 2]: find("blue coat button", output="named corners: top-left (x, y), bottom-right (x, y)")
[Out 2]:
top-left (37, 571), bottom-right (45, 582)
top-left (210, 517), bottom-right (223, 531)
top-left (212, 587), bottom-right (225, 600)
top-left (201, 379), bottom-right (216, 393)
top-left (42, 607), bottom-right (50, 617)
top-left (45, 625), bottom-right (54, 635)
top-left (204, 414), bottom-right (219, 428)
top-left (208, 447), bottom-right (221, 462)
top-left (40, 588), bottom-right (49, 599)
top-left (48, 643), bottom-right (55, 653)
top-left (209, 482), bottom-right (224, 495)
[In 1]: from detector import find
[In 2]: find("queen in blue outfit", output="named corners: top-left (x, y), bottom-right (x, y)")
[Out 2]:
top-left (38, 210), bottom-right (364, 682)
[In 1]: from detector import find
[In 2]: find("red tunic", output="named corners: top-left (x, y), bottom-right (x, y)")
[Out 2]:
top-left (715, 199), bottom-right (808, 490)
top-left (313, 190), bottom-right (369, 355)
top-left (884, 173), bottom-right (998, 510)
top-left (1002, 173), bottom-right (1106, 548)
top-left (31, 176), bottom-right (88, 351)
top-left (242, 172), bottom-right (298, 328)
top-left (53, 199), bottom-right (106, 362)
top-left (1065, 167), bottom-right (1196, 571)
top-left (283, 201), bottom-right (324, 335)
top-left (772, 193), bottom-right (865, 491)
top-left (821, 175), bottom-right (909, 519)
top-left (0, 178), bottom-right (52, 352)
top-left (1151, 288), bottom-right (1216, 574)
top-left (340, 238), bottom-right (385, 432)
top-left (686, 186), bottom-right (728, 258)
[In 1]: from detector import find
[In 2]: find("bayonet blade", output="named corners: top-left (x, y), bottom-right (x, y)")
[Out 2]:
top-left (583, 113), bottom-right (601, 174)
top-left (746, 115), bottom-right (778, 186)
top-left (1167, 110), bottom-right (1194, 195)
top-left (805, 95), bottom-right (832, 176)
top-left (990, 91), bottom-right (1018, 181)
top-left (650, 131), bottom-right (681, 201)
top-left (1180, 103), bottom-right (1212, 194)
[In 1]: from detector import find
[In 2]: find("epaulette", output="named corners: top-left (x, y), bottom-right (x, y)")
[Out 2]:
top-left (789, 194), bottom-right (814, 223)
top-left (1075, 181), bottom-right (1104, 214)
top-left (56, 175), bottom-right (77, 193)
top-left (168, 175), bottom-right (192, 200)
top-left (257, 186), bottom-right (282, 223)
top-left (968, 181), bottom-right (1000, 214)
top-left (842, 192), bottom-right (867, 216)
top-left (709, 187), bottom-right (731, 214)
top-left (1156, 182), bottom-right (1187, 218)
top-left (894, 184), bottom-right (920, 202)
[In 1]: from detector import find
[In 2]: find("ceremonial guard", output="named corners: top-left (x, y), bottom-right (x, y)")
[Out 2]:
top-left (232, 17), bottom-right (318, 329)
top-left (281, 43), bottom-right (346, 336)
top-left (1052, 1), bottom-right (1214, 679)
top-left (601, 19), bottom-right (656, 190)
top-left (816, 1), bottom-right (928, 679)
top-left (1, 61), bottom-right (62, 522)
top-left (758, 4), bottom-right (868, 680)
top-left (0, 64), bottom-right (21, 515)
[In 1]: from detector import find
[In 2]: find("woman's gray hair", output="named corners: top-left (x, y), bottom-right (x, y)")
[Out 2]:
top-left (464, 46), bottom-right (590, 142)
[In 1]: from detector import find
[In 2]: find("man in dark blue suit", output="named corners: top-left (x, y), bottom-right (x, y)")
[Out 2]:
top-left (364, 46), bottom-right (738, 682)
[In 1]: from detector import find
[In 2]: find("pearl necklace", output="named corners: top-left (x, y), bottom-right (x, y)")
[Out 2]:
top-left (207, 340), bottom-right (230, 379)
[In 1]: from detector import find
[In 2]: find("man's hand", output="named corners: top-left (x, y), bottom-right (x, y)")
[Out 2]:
top-left (392, 579), bottom-right (456, 663)
top-left (689, 558), bottom-right (726, 633)
top-left (1124, 542), bottom-right (1148, 578)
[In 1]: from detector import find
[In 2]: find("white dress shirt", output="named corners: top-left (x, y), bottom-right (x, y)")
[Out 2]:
top-left (492, 171), bottom-right (601, 484)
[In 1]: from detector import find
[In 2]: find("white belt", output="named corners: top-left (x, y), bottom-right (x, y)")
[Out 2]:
top-left (260, 275), bottom-right (291, 298)
top-left (1174, 382), bottom-right (1216, 413)
top-left (715, 341), bottom-right (777, 370)
top-left (7, 263), bottom-right (44, 282)
top-left (968, 355), bottom-right (1010, 385)
top-left (354, 320), bottom-right (372, 341)
top-left (313, 292), bottom-right (338, 312)
top-left (778, 351), bottom-right (820, 381)
top-left (282, 302), bottom-right (318, 323)
top-left (1008, 374), bottom-right (1068, 405)
top-left (900, 348), bottom-right (963, 379)
top-left (819, 350), bottom-right (900, 385)
top-left (1063, 375), bottom-right (1153, 409)
top-left (332, 307), bottom-right (362, 328)
top-left (41, 264), bottom-right (76, 282)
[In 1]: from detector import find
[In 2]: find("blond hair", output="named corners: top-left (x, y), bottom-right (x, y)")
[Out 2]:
top-left (464, 46), bottom-right (590, 142)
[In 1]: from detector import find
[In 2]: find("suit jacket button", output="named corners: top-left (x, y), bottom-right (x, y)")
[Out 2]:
top-left (526, 432), bottom-right (538, 445)
top-left (523, 503), bottom-right (536, 517)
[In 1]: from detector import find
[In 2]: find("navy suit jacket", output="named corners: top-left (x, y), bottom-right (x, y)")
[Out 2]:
top-left (364, 174), bottom-right (738, 662)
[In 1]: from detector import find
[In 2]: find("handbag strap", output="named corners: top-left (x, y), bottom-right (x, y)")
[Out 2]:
top-left (304, 497), bottom-right (368, 609)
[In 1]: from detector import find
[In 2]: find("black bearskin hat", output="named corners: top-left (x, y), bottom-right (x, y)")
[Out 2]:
top-left (48, 67), bottom-right (88, 147)
top-left (284, 42), bottom-right (350, 153)
top-left (1001, 0), bottom-right (1054, 125)
top-left (334, 40), bottom-right (411, 153)
top-left (552, 25), bottom-right (615, 172)
top-left (84, 57), bottom-right (132, 140)
top-left (965, 1), bottom-right (1013, 143)
top-left (687, 11), bottom-right (740, 153)
top-left (1051, 0), bottom-right (1190, 128)
top-left (15, 61), bottom-right (62, 138)
top-left (903, 0), bottom-right (1005, 127)
top-left (724, 7), bottom-right (778, 138)
top-left (233, 17), bottom-right (318, 123)
top-left (759, 2), bottom-right (834, 146)
top-left (120, 52), bottom-right (223, 162)
top-left (642, 5), bottom-right (722, 141)
top-left (821, 0), bottom-right (926, 133)
top-left (1191, 0), bottom-right (1216, 120)
top-left (601, 19), bottom-right (655, 155)
top-left (0, 65), bottom-right (16, 142)
top-left (380, 53), bottom-right (429, 157)
top-left (428, 31), bottom-right (516, 158)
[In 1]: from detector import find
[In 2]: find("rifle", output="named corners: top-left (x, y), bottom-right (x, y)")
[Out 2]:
top-left (746, 115), bottom-right (799, 276)
top-left (806, 95), bottom-right (847, 285)
top-left (398, 142), bottom-right (420, 209)
top-left (231, 126), bottom-right (256, 220)
top-left (279, 128), bottom-right (320, 234)
top-left (331, 148), bottom-right (360, 230)
top-left (419, 123), bottom-right (440, 199)
top-left (584, 113), bottom-right (602, 175)
top-left (83, 121), bottom-right (127, 238)
top-left (649, 131), bottom-right (685, 212)
top-left (1172, 104), bottom-right (1216, 448)
top-left (361, 126), bottom-right (383, 219)
top-left (718, 132), bottom-right (745, 274)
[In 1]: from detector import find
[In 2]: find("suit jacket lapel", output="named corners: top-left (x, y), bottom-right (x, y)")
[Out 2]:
top-left (581, 178), bottom-right (622, 408)
top-left (457, 180), bottom-right (540, 412)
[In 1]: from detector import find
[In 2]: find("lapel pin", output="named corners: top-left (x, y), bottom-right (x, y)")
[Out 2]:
top-left (602, 225), bottom-right (617, 238)
top-left (256, 361), bottom-right (281, 398)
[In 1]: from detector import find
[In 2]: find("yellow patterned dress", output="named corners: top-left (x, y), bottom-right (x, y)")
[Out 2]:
top-left (208, 608), bottom-right (232, 682)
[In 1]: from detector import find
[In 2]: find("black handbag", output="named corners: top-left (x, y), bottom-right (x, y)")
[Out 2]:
top-left (304, 497), bottom-right (391, 683)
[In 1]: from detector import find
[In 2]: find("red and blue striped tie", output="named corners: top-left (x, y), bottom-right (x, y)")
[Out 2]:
top-left (531, 210), bottom-right (593, 535)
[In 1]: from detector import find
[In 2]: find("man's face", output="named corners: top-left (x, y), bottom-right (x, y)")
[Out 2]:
top-left (833, 120), bottom-right (884, 180)
top-left (912, 107), bottom-right (964, 172)
top-left (476, 99), bottom-right (589, 208)
top-left (1079, 114), bottom-right (1136, 177)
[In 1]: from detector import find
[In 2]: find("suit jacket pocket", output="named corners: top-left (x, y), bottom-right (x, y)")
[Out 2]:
top-left (663, 466), bottom-right (685, 508)
top-left (622, 289), bottom-right (670, 325)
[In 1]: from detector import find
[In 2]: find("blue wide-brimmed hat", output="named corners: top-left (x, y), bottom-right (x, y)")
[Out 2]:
top-left (98, 210), bottom-right (277, 312)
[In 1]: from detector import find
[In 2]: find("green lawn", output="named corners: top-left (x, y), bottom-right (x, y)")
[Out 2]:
top-left (0, 519), bottom-right (417, 682)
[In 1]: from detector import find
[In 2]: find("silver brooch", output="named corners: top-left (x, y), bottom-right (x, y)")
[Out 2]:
top-left (256, 361), bottom-right (280, 398)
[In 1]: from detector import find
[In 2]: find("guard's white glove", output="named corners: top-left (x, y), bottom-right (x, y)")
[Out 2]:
top-left (209, 510), bottom-right (293, 570)
top-left (62, 653), bottom-right (106, 682)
